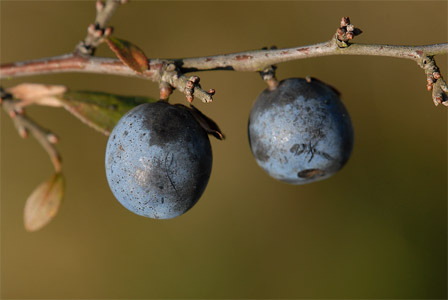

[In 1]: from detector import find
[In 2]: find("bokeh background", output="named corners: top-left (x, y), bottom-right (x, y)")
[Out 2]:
top-left (1, 1), bottom-right (447, 299)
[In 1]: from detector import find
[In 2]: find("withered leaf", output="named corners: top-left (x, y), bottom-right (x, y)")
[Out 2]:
top-left (24, 172), bottom-right (65, 232)
top-left (177, 104), bottom-right (225, 140)
top-left (106, 37), bottom-right (149, 73)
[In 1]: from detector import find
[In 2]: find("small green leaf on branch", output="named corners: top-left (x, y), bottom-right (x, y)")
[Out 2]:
top-left (24, 172), bottom-right (65, 232)
top-left (60, 91), bottom-right (156, 135)
top-left (106, 37), bottom-right (148, 73)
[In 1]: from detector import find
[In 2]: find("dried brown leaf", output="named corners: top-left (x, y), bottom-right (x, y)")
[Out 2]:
top-left (106, 37), bottom-right (148, 73)
top-left (24, 173), bottom-right (65, 232)
top-left (7, 83), bottom-right (67, 107)
top-left (177, 104), bottom-right (225, 140)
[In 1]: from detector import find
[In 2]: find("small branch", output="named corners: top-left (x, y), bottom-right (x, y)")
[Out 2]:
top-left (1, 16), bottom-right (447, 105)
top-left (3, 42), bottom-right (446, 78)
top-left (1, 89), bottom-right (62, 172)
top-left (177, 42), bottom-right (448, 72)
top-left (75, 0), bottom-right (124, 55)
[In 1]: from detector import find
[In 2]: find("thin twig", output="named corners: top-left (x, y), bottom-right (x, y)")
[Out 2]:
top-left (4, 41), bottom-right (446, 77)
top-left (1, 93), bottom-right (61, 173)
top-left (1, 14), bottom-right (448, 105)
top-left (2, 41), bottom-right (447, 103)
top-left (75, 0), bottom-right (124, 55)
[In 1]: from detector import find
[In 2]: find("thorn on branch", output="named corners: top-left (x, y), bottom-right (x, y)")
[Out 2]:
top-left (336, 17), bottom-right (363, 47)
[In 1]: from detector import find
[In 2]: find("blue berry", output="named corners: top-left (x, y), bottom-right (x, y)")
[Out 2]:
top-left (248, 78), bottom-right (354, 184)
top-left (105, 101), bottom-right (212, 219)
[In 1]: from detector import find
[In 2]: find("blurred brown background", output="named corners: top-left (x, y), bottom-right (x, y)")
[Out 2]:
top-left (1, 1), bottom-right (447, 299)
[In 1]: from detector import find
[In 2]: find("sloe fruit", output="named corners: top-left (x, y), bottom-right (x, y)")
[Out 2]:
top-left (248, 78), bottom-right (354, 184)
top-left (105, 101), bottom-right (212, 219)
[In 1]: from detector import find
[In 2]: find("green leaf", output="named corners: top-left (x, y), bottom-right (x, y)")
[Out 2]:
top-left (106, 37), bottom-right (149, 73)
top-left (24, 173), bottom-right (65, 232)
top-left (60, 91), bottom-right (156, 135)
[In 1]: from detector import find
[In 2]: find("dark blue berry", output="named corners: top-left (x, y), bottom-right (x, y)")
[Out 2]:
top-left (248, 78), bottom-right (354, 184)
top-left (105, 101), bottom-right (212, 219)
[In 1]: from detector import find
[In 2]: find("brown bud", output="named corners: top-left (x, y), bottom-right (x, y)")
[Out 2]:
top-left (208, 89), bottom-right (215, 95)
top-left (186, 80), bottom-right (194, 89)
top-left (159, 86), bottom-right (172, 100)
top-left (346, 24), bottom-right (355, 32)
top-left (9, 107), bottom-right (23, 116)
top-left (337, 28), bottom-right (345, 36)
top-left (186, 95), bottom-right (194, 103)
top-left (427, 83), bottom-right (433, 91)
top-left (434, 96), bottom-right (443, 105)
top-left (190, 76), bottom-right (200, 83)
top-left (19, 128), bottom-right (29, 139)
top-left (433, 72), bottom-right (441, 79)
top-left (166, 64), bottom-right (176, 72)
top-left (47, 133), bottom-right (59, 144)
top-left (96, 0), bottom-right (105, 12)
top-left (427, 75), bottom-right (435, 84)
top-left (341, 17), bottom-right (350, 27)
top-left (88, 24), bottom-right (96, 35)
top-left (94, 29), bottom-right (104, 38)
top-left (353, 28), bottom-right (363, 36)
top-left (346, 32), bottom-right (354, 40)
top-left (104, 27), bottom-right (113, 37)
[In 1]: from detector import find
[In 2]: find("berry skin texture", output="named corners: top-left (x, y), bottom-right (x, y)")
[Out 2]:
top-left (248, 78), bottom-right (354, 184)
top-left (105, 101), bottom-right (212, 219)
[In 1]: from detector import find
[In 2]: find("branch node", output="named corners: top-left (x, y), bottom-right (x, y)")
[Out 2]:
top-left (185, 78), bottom-right (195, 103)
top-left (418, 56), bottom-right (448, 107)
top-left (336, 16), bottom-right (362, 47)
top-left (260, 65), bottom-right (278, 91)
top-left (75, 0), bottom-right (123, 56)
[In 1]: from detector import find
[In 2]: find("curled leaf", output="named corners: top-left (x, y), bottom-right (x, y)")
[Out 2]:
top-left (106, 37), bottom-right (148, 73)
top-left (7, 83), bottom-right (67, 107)
top-left (24, 173), bottom-right (65, 232)
top-left (60, 91), bottom-right (156, 135)
top-left (177, 104), bottom-right (225, 140)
